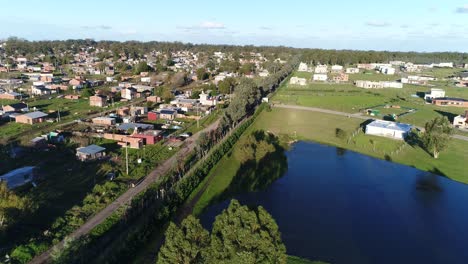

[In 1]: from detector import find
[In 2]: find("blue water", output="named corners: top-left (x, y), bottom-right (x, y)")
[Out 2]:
top-left (199, 141), bottom-right (468, 264)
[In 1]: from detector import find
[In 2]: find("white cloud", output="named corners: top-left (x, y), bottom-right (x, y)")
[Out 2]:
top-left (199, 21), bottom-right (225, 29)
top-left (259, 26), bottom-right (273, 30)
top-left (456, 5), bottom-right (468, 13)
top-left (81, 25), bottom-right (112, 30)
top-left (365, 21), bottom-right (391, 27)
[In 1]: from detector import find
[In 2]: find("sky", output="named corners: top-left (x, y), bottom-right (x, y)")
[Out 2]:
top-left (1, 0), bottom-right (468, 52)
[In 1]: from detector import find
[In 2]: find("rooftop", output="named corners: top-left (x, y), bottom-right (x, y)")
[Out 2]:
top-left (367, 120), bottom-right (412, 132)
top-left (21, 111), bottom-right (48, 119)
top-left (117, 123), bottom-right (154, 131)
top-left (77, 144), bottom-right (106, 155)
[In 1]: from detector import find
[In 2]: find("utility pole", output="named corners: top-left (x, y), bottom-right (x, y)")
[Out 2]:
top-left (125, 142), bottom-right (129, 175)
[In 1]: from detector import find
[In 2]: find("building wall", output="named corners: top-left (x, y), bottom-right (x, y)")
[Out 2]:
top-left (432, 99), bottom-right (468, 107)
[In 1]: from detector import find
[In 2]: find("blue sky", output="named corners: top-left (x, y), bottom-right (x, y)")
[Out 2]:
top-left (1, 0), bottom-right (468, 52)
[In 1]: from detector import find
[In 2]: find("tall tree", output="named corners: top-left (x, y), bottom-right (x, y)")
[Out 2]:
top-left (422, 116), bottom-right (454, 159)
top-left (157, 215), bottom-right (210, 264)
top-left (205, 200), bottom-right (287, 264)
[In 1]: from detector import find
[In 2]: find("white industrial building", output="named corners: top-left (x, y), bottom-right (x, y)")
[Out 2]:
top-left (313, 74), bottom-right (328, 81)
top-left (365, 120), bottom-right (412, 140)
top-left (453, 110), bottom-right (468, 129)
top-left (331, 65), bottom-right (343, 72)
top-left (346, 68), bottom-right (359, 74)
top-left (424, 88), bottom-right (445, 101)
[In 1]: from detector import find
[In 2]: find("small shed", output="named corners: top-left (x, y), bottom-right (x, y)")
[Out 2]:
top-left (76, 145), bottom-right (106, 161)
top-left (365, 120), bottom-right (412, 140)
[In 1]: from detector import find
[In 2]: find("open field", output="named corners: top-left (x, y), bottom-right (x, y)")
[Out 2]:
top-left (253, 108), bottom-right (468, 183)
top-left (274, 71), bottom-right (468, 127)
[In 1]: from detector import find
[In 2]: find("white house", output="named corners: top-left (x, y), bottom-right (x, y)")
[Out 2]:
top-left (313, 74), bottom-right (328, 81)
top-left (355, 80), bottom-right (402, 89)
top-left (453, 110), bottom-right (468, 129)
top-left (433, 62), bottom-right (453, 68)
top-left (424, 88), bottom-right (445, 101)
top-left (380, 66), bottom-right (396, 75)
top-left (314, 65), bottom-right (328, 74)
top-left (365, 120), bottom-right (412, 140)
top-left (141, 77), bottom-right (151, 83)
top-left (199, 91), bottom-right (218, 106)
top-left (331, 65), bottom-right (343, 72)
top-left (289, 77), bottom-right (307, 86)
top-left (346, 68), bottom-right (359, 74)
top-left (298, 62), bottom-right (309, 72)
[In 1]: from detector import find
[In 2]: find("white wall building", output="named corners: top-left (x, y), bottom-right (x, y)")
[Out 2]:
top-left (331, 65), bottom-right (343, 72)
top-left (298, 62), bottom-right (309, 72)
top-left (346, 68), bottom-right (359, 74)
top-left (424, 88), bottom-right (445, 101)
top-left (314, 65), bottom-right (328, 74)
top-left (453, 110), bottom-right (468, 129)
top-left (289, 77), bottom-right (307, 86)
top-left (365, 120), bottom-right (412, 140)
top-left (355, 80), bottom-right (402, 89)
top-left (313, 74), bottom-right (328, 81)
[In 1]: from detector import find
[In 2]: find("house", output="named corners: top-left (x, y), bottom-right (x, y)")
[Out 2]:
top-left (313, 74), bottom-right (328, 81)
top-left (146, 96), bottom-right (162, 103)
top-left (346, 68), bottom-right (359, 74)
top-left (0, 92), bottom-right (21, 100)
top-left (432, 97), bottom-right (468, 108)
top-left (76, 145), bottom-right (106, 161)
top-left (298, 62), bottom-right (309, 72)
top-left (103, 133), bottom-right (143, 149)
top-left (365, 120), bottom-right (412, 140)
top-left (379, 66), bottom-right (396, 75)
top-left (90, 95), bottom-right (108, 107)
top-left (16, 111), bottom-right (48, 124)
top-left (117, 123), bottom-right (154, 132)
top-left (2, 103), bottom-right (28, 113)
top-left (424, 88), bottom-right (445, 101)
top-left (0, 166), bottom-right (36, 189)
top-left (314, 65), bottom-right (328, 73)
top-left (289, 77), bottom-right (307, 86)
top-left (159, 109), bottom-right (177, 120)
top-left (332, 73), bottom-right (348, 82)
top-left (331, 65), bottom-right (343, 72)
top-left (92, 117), bottom-right (116, 126)
top-left (199, 91), bottom-right (218, 106)
top-left (132, 130), bottom-right (163, 145)
top-left (141, 77), bottom-right (151, 83)
top-left (32, 85), bottom-right (53, 96)
top-left (355, 80), bottom-right (402, 89)
top-left (453, 110), bottom-right (468, 129)
top-left (121, 87), bottom-right (137, 100)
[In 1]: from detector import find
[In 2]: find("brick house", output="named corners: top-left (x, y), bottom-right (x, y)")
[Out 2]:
top-left (15, 111), bottom-right (48, 124)
top-left (90, 95), bottom-right (108, 107)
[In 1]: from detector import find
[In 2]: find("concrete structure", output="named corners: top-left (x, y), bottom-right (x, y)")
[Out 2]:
top-left (103, 133), bottom-right (143, 149)
top-left (92, 117), bottom-right (116, 126)
top-left (132, 130), bottom-right (163, 145)
top-left (158, 109), bottom-right (177, 120)
top-left (355, 80), bottom-right (402, 89)
top-left (90, 95), bottom-right (107, 107)
top-left (117, 123), bottom-right (154, 132)
top-left (365, 120), bottom-right (412, 140)
top-left (424, 88), bottom-right (445, 101)
top-left (332, 73), bottom-right (349, 82)
top-left (432, 97), bottom-right (468, 108)
top-left (199, 91), bottom-right (218, 106)
top-left (314, 65), bottom-right (328, 74)
top-left (453, 110), bottom-right (468, 129)
top-left (16, 111), bottom-right (48, 124)
top-left (76, 145), bottom-right (106, 161)
top-left (313, 74), bottom-right (328, 81)
top-left (289, 77), bottom-right (307, 86)
top-left (298, 62), bottom-right (309, 72)
top-left (121, 87), bottom-right (137, 100)
top-left (2, 103), bottom-right (28, 112)
top-left (331, 65), bottom-right (343, 72)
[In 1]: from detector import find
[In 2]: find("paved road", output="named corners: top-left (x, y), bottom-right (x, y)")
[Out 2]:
top-left (274, 104), bottom-right (468, 142)
top-left (29, 120), bottom-right (219, 264)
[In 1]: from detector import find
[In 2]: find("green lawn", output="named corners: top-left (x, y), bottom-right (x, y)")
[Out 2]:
top-left (253, 108), bottom-right (468, 184)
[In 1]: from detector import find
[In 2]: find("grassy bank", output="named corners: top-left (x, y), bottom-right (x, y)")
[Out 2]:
top-left (253, 108), bottom-right (468, 183)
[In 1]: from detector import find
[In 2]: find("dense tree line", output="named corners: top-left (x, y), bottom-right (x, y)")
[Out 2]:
top-left (3, 37), bottom-right (467, 65)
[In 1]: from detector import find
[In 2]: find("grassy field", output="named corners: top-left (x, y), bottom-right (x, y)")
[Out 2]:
top-left (253, 108), bottom-right (468, 183)
top-left (274, 71), bottom-right (468, 127)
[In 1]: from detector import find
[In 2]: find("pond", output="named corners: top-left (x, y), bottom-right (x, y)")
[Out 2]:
top-left (199, 141), bottom-right (468, 264)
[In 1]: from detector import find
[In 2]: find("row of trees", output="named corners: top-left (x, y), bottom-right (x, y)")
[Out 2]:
top-left (157, 200), bottom-right (287, 264)
top-left (4, 37), bottom-right (467, 64)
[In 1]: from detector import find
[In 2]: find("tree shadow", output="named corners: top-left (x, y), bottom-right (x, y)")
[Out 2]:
top-left (415, 168), bottom-right (446, 193)
top-left (434, 110), bottom-right (458, 123)
top-left (416, 91), bottom-right (426, 99)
